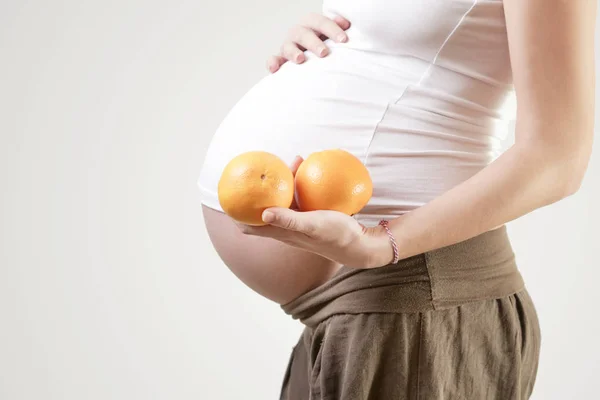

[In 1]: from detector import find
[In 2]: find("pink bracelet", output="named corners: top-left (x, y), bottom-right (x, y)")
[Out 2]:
top-left (379, 220), bottom-right (400, 264)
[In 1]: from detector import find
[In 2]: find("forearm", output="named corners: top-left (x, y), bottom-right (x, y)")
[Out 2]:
top-left (365, 0), bottom-right (598, 266)
top-left (370, 137), bottom-right (590, 265)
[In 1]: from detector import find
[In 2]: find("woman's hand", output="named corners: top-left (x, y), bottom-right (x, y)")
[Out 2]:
top-left (239, 208), bottom-right (393, 269)
top-left (267, 13), bottom-right (351, 73)
top-left (236, 157), bottom-right (394, 269)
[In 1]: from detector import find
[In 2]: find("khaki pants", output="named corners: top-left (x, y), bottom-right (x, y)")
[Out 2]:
top-left (280, 226), bottom-right (541, 400)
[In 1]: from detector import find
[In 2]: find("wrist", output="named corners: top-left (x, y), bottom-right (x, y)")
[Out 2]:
top-left (363, 225), bottom-right (396, 268)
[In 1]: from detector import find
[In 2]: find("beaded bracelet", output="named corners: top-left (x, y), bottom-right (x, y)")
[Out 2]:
top-left (379, 219), bottom-right (400, 264)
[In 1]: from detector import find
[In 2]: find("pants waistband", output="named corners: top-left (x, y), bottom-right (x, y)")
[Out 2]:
top-left (281, 225), bottom-right (524, 327)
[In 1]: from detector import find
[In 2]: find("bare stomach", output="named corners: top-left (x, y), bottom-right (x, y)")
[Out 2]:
top-left (202, 205), bottom-right (342, 305)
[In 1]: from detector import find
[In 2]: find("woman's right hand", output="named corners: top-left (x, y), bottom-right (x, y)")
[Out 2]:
top-left (267, 13), bottom-right (351, 73)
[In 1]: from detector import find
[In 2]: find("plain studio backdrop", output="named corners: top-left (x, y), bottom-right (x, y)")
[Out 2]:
top-left (1, 1), bottom-right (599, 399)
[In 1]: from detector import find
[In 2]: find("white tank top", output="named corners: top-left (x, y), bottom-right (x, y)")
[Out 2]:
top-left (197, 0), bottom-right (516, 227)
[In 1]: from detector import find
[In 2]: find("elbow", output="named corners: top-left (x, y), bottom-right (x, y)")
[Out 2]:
top-left (552, 146), bottom-right (592, 200)
top-left (560, 170), bottom-right (585, 198)
top-left (518, 137), bottom-right (592, 204)
top-left (516, 116), bottom-right (594, 202)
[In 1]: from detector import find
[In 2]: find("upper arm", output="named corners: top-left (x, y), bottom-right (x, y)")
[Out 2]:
top-left (503, 0), bottom-right (596, 149)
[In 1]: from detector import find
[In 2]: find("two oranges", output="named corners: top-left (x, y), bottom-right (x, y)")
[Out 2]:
top-left (218, 149), bottom-right (373, 226)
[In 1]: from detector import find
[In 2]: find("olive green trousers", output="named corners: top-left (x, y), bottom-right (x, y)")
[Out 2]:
top-left (280, 226), bottom-right (541, 400)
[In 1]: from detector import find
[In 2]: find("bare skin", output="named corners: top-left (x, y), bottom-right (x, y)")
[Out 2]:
top-left (203, 205), bottom-right (341, 304)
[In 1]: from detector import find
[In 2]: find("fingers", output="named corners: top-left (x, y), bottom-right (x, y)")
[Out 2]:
top-left (300, 12), bottom-right (349, 44)
top-left (332, 15), bottom-right (351, 31)
top-left (236, 223), bottom-right (293, 240)
top-left (280, 41), bottom-right (306, 64)
top-left (289, 155), bottom-right (304, 176)
top-left (290, 26), bottom-right (330, 57)
top-left (262, 208), bottom-right (318, 236)
top-left (288, 155), bottom-right (304, 210)
top-left (266, 55), bottom-right (287, 73)
top-left (268, 13), bottom-right (351, 72)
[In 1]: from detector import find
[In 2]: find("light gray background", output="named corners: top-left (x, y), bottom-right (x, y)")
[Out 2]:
top-left (0, 1), bottom-right (598, 399)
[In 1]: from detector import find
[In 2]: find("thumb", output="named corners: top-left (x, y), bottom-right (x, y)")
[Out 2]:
top-left (262, 207), bottom-right (314, 234)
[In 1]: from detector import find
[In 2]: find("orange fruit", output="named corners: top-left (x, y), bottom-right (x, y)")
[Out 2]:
top-left (218, 151), bottom-right (294, 226)
top-left (295, 149), bottom-right (373, 215)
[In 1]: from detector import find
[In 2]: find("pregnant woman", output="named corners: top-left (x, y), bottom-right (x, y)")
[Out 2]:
top-left (198, 1), bottom-right (596, 399)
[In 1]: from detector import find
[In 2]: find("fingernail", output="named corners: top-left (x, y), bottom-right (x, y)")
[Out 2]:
top-left (296, 54), bottom-right (305, 63)
top-left (262, 211), bottom-right (275, 223)
top-left (317, 46), bottom-right (328, 56)
top-left (337, 33), bottom-right (348, 43)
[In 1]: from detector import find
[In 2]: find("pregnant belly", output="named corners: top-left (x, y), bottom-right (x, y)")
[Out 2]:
top-left (199, 48), bottom-right (407, 302)
top-left (203, 205), bottom-right (341, 304)
top-left (199, 45), bottom-right (506, 302)
top-left (199, 46), bottom-right (415, 211)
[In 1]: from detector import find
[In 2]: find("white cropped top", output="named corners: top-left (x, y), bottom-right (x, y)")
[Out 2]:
top-left (198, 0), bottom-right (516, 227)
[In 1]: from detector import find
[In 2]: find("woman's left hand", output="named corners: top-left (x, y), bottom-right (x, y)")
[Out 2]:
top-left (238, 207), bottom-right (392, 269)
top-left (236, 156), bottom-right (394, 269)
